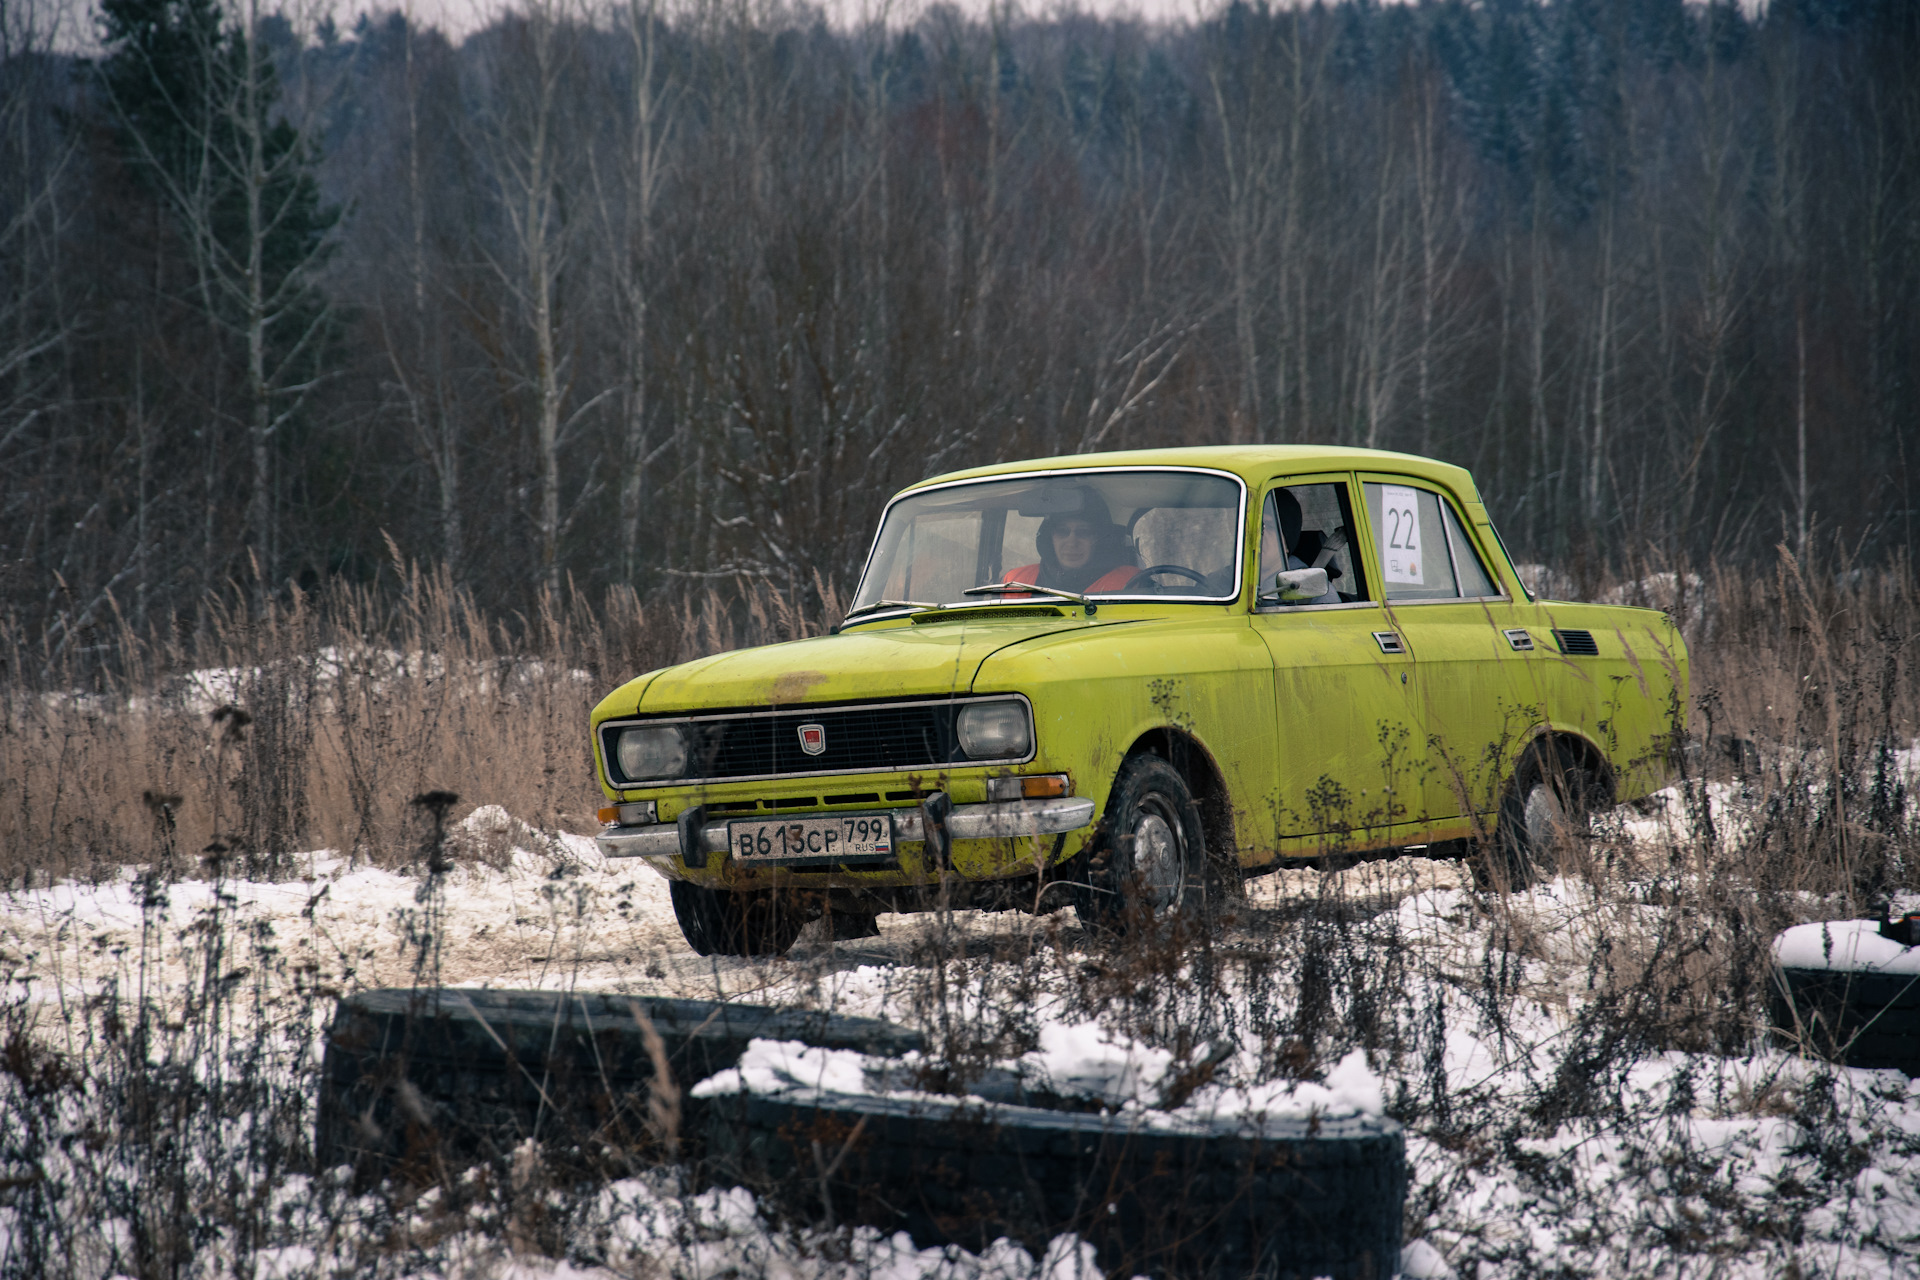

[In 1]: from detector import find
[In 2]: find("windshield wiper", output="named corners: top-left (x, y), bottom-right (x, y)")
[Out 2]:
top-left (843, 598), bottom-right (940, 620)
top-left (961, 581), bottom-right (1094, 608)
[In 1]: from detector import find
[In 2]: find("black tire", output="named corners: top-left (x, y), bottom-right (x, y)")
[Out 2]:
top-left (1473, 740), bottom-right (1601, 891)
top-left (671, 880), bottom-right (806, 956)
top-left (314, 989), bottom-right (922, 1183)
top-left (1771, 950), bottom-right (1920, 1074)
top-left (1076, 753), bottom-right (1212, 936)
top-left (706, 1088), bottom-right (1406, 1280)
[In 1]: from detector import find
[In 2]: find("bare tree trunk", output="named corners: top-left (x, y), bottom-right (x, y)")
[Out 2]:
top-left (402, 2), bottom-right (461, 581)
top-left (243, 0), bottom-right (273, 579)
top-left (614, 0), bottom-right (674, 584)
top-left (1358, 114), bottom-right (1405, 451)
top-left (1207, 34), bottom-right (1279, 441)
top-left (1280, 20), bottom-right (1319, 445)
top-left (1527, 193), bottom-right (1550, 550)
top-left (473, 0), bottom-right (577, 595)
top-left (867, 19), bottom-right (891, 427)
top-left (134, 354), bottom-right (150, 626)
top-left (1795, 301), bottom-right (1809, 559)
top-left (1211, 72), bottom-right (1260, 438)
top-left (1587, 206), bottom-right (1613, 526)
top-left (1408, 62), bottom-right (1462, 458)
top-left (523, 33), bottom-right (563, 598)
top-left (971, 11), bottom-right (1003, 359)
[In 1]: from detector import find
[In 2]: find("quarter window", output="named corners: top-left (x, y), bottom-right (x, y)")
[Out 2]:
top-left (1440, 502), bottom-right (1501, 598)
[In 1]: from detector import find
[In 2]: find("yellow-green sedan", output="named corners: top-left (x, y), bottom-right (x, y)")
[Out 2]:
top-left (592, 447), bottom-right (1688, 955)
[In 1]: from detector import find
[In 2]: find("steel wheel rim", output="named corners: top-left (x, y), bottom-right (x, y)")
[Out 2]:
top-left (1522, 782), bottom-right (1568, 855)
top-left (1131, 794), bottom-right (1186, 908)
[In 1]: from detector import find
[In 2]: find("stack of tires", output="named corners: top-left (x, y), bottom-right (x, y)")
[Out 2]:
top-left (1771, 918), bottom-right (1920, 1074)
top-left (316, 989), bottom-right (1408, 1277)
top-left (314, 988), bottom-right (920, 1182)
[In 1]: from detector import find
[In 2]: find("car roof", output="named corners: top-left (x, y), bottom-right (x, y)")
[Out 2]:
top-left (906, 445), bottom-right (1483, 505)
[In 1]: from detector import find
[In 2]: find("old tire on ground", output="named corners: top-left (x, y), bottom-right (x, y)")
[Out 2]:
top-left (1473, 739), bottom-right (1602, 891)
top-left (1770, 921), bottom-right (1920, 1074)
top-left (1075, 753), bottom-right (1213, 936)
top-left (314, 989), bottom-right (921, 1183)
top-left (670, 880), bottom-right (807, 956)
top-left (706, 1088), bottom-right (1406, 1280)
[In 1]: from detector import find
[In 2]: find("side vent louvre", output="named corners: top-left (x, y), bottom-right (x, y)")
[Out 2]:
top-left (1552, 628), bottom-right (1600, 656)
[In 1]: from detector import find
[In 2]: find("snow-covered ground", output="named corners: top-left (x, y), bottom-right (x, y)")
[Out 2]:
top-left (4, 790), bottom-right (1919, 1279)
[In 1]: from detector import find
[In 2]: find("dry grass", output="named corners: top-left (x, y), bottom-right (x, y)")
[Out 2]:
top-left (0, 563), bottom-right (842, 886)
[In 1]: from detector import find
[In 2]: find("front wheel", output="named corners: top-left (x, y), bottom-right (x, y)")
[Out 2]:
top-left (1075, 754), bottom-right (1212, 936)
top-left (669, 880), bottom-right (805, 956)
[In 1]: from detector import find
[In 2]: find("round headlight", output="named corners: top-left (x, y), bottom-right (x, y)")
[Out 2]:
top-left (615, 725), bottom-right (687, 781)
top-left (956, 700), bottom-right (1032, 759)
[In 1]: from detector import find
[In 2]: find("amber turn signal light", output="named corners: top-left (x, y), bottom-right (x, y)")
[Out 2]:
top-left (600, 800), bottom-right (659, 826)
top-left (987, 773), bottom-right (1069, 802)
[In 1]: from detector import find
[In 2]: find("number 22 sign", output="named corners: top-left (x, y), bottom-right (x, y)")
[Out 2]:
top-left (1380, 485), bottom-right (1424, 585)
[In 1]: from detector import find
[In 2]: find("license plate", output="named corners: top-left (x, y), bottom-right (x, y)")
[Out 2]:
top-left (726, 812), bottom-right (895, 864)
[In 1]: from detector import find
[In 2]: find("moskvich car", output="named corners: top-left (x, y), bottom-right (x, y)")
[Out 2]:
top-left (591, 447), bottom-right (1687, 954)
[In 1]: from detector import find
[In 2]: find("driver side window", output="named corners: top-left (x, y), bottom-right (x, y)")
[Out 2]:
top-left (1258, 481), bottom-right (1367, 606)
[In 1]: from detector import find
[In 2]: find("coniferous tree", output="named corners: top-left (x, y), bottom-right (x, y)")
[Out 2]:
top-left (99, 0), bottom-right (337, 582)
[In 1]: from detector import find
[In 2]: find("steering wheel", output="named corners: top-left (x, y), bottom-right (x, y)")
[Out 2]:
top-left (1126, 564), bottom-right (1208, 590)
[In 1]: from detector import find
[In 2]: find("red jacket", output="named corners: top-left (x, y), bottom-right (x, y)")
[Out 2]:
top-left (1003, 562), bottom-right (1137, 592)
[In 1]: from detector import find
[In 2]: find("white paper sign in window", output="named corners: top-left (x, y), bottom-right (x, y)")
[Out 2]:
top-left (1379, 484), bottom-right (1424, 584)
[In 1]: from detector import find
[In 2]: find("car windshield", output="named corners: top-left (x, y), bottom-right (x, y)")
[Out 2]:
top-left (850, 469), bottom-right (1245, 614)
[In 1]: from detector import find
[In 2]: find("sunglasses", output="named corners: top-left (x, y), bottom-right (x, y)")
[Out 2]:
top-left (1054, 521), bottom-right (1097, 540)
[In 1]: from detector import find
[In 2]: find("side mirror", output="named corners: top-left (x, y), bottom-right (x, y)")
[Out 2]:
top-left (1260, 567), bottom-right (1329, 605)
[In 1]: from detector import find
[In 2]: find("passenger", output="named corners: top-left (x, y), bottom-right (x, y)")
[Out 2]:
top-left (1261, 488), bottom-right (1341, 605)
top-left (1005, 489), bottom-right (1137, 594)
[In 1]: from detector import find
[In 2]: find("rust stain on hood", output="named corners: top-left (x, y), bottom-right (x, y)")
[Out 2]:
top-left (769, 669), bottom-right (830, 705)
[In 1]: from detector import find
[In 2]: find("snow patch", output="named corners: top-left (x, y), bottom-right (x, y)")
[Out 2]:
top-left (464, 803), bottom-right (515, 834)
top-left (1012, 1019), bottom-right (1174, 1105)
top-left (1774, 920), bottom-right (1920, 976)
top-left (1399, 1238), bottom-right (1458, 1279)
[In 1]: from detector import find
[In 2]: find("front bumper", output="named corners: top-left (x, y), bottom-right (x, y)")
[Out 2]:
top-left (594, 795), bottom-right (1097, 864)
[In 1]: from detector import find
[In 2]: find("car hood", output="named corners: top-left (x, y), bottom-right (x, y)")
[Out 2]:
top-left (612, 613), bottom-right (1115, 716)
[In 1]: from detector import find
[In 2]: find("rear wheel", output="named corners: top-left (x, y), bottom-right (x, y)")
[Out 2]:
top-left (1076, 754), bottom-right (1212, 935)
top-left (670, 880), bottom-right (805, 956)
top-left (1475, 741), bottom-right (1602, 891)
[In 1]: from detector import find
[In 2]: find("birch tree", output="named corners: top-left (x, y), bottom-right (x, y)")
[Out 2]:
top-left (467, 0), bottom-right (604, 592)
top-left (595, 0), bottom-right (679, 584)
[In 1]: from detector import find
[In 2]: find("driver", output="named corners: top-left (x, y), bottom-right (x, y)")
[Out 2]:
top-left (1005, 488), bottom-right (1137, 593)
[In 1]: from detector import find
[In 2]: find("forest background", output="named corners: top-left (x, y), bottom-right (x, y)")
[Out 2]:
top-left (1, 0), bottom-right (1917, 647)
